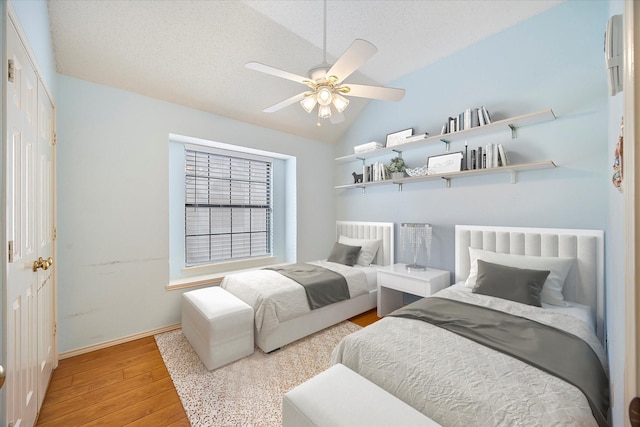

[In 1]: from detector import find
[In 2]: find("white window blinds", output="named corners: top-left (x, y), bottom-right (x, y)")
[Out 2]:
top-left (185, 148), bottom-right (272, 266)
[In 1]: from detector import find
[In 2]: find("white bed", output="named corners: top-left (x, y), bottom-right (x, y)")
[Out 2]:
top-left (332, 225), bottom-right (609, 427)
top-left (221, 221), bottom-right (394, 353)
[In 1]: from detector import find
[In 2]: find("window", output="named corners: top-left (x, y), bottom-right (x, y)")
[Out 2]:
top-left (184, 147), bottom-right (272, 266)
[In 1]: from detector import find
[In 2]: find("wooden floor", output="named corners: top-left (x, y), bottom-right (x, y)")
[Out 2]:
top-left (36, 309), bottom-right (380, 426)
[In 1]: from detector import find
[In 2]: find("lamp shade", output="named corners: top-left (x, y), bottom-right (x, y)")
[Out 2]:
top-left (300, 95), bottom-right (317, 113)
top-left (318, 104), bottom-right (331, 119)
top-left (332, 93), bottom-right (349, 113)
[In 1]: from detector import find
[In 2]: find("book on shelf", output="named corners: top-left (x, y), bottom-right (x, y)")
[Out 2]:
top-left (468, 143), bottom-right (508, 169)
top-left (404, 132), bottom-right (429, 143)
top-left (354, 141), bottom-right (383, 154)
top-left (363, 162), bottom-right (388, 182)
top-left (481, 106), bottom-right (492, 125)
top-left (441, 106), bottom-right (492, 135)
top-left (498, 144), bottom-right (509, 166)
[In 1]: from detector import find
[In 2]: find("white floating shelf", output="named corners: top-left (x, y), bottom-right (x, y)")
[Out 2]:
top-left (335, 109), bottom-right (556, 164)
top-left (335, 160), bottom-right (556, 190)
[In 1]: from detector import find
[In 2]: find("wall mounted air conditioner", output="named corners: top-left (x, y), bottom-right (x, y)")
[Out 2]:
top-left (605, 14), bottom-right (623, 96)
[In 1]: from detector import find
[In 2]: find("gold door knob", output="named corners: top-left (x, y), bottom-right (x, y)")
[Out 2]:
top-left (33, 256), bottom-right (53, 272)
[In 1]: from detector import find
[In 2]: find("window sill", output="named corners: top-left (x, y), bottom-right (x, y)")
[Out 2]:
top-left (166, 256), bottom-right (283, 291)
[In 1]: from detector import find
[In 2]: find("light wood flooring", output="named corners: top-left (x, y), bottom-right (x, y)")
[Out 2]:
top-left (36, 308), bottom-right (380, 426)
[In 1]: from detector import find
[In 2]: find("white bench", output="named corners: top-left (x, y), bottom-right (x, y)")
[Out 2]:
top-left (182, 286), bottom-right (254, 370)
top-left (282, 363), bottom-right (441, 427)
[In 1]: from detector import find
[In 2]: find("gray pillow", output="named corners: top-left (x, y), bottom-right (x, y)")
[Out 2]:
top-left (327, 242), bottom-right (361, 266)
top-left (472, 260), bottom-right (550, 307)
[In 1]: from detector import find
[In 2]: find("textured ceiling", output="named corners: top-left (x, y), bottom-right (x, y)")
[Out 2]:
top-left (48, 0), bottom-right (563, 144)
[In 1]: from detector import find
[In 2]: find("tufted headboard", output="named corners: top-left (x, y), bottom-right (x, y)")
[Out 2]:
top-left (336, 221), bottom-right (395, 266)
top-left (455, 225), bottom-right (605, 343)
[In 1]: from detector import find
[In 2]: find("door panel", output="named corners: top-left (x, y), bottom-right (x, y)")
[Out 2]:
top-left (36, 77), bottom-right (55, 409)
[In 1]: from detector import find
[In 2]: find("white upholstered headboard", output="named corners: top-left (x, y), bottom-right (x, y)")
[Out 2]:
top-left (336, 221), bottom-right (395, 266)
top-left (455, 225), bottom-right (605, 343)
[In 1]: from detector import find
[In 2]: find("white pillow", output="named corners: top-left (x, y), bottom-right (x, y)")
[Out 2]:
top-left (338, 235), bottom-right (382, 266)
top-left (464, 247), bottom-right (574, 307)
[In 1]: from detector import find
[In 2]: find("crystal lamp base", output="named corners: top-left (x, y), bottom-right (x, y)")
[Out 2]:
top-left (406, 264), bottom-right (426, 272)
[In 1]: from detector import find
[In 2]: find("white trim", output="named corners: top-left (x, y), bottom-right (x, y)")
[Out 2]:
top-left (58, 323), bottom-right (181, 359)
top-left (624, 0), bottom-right (639, 422)
top-left (171, 133), bottom-right (293, 160)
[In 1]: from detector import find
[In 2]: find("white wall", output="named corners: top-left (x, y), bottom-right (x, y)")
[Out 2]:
top-left (335, 0), bottom-right (623, 423)
top-left (56, 75), bottom-right (336, 353)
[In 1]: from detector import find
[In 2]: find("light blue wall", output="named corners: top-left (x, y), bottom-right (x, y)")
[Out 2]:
top-left (336, 1), bottom-right (608, 268)
top-left (55, 75), bottom-right (335, 353)
top-left (335, 0), bottom-right (624, 424)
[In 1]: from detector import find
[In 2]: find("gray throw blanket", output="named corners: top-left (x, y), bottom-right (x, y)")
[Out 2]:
top-left (265, 263), bottom-right (350, 310)
top-left (390, 297), bottom-right (610, 427)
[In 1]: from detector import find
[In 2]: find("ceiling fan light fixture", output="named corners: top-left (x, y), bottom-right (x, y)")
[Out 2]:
top-left (332, 93), bottom-right (349, 113)
top-left (300, 95), bottom-right (318, 113)
top-left (317, 87), bottom-right (333, 106)
top-left (318, 104), bottom-right (332, 119)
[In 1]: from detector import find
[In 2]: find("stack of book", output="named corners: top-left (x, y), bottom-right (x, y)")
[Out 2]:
top-left (354, 141), bottom-right (383, 154)
top-left (441, 106), bottom-right (492, 135)
top-left (465, 143), bottom-right (508, 170)
top-left (362, 162), bottom-right (388, 182)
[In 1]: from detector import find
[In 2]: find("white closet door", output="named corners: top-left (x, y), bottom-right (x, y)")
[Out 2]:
top-left (3, 16), bottom-right (56, 427)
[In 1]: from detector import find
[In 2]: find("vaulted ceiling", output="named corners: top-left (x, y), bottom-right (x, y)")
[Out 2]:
top-left (48, 0), bottom-right (563, 143)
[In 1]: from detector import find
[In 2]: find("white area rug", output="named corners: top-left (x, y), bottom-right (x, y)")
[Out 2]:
top-left (155, 321), bottom-right (361, 427)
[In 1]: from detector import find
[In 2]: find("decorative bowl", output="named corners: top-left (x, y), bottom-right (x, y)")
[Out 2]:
top-left (405, 165), bottom-right (429, 177)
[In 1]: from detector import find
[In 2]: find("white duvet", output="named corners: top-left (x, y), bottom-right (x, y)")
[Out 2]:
top-left (331, 286), bottom-right (608, 427)
top-left (220, 260), bottom-right (368, 334)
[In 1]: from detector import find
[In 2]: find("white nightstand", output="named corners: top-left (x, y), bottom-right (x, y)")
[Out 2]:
top-left (377, 264), bottom-right (450, 317)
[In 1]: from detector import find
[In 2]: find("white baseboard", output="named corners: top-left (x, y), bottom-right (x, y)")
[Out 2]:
top-left (59, 323), bottom-right (182, 359)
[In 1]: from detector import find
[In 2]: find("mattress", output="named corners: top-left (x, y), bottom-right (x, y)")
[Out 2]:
top-left (332, 286), bottom-right (607, 426)
top-left (221, 260), bottom-right (373, 334)
top-left (352, 265), bottom-right (378, 291)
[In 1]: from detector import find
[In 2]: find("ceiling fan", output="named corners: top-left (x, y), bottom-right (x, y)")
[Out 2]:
top-left (245, 1), bottom-right (405, 126)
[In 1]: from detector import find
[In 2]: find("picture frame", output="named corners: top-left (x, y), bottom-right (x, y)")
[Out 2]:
top-left (386, 128), bottom-right (414, 147)
top-left (427, 151), bottom-right (464, 174)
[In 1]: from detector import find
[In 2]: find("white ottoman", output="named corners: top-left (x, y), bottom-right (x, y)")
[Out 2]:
top-left (182, 286), bottom-right (254, 370)
top-left (282, 363), bottom-right (440, 427)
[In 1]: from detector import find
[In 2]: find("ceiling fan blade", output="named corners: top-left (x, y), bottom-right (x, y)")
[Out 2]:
top-left (328, 39), bottom-right (377, 84)
top-left (246, 61), bottom-right (309, 84)
top-left (263, 92), bottom-right (307, 113)
top-left (345, 84), bottom-right (405, 102)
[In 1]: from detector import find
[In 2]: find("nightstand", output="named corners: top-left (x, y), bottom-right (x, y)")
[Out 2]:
top-left (377, 264), bottom-right (450, 317)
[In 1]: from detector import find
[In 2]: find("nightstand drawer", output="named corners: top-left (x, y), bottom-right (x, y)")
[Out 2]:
top-left (376, 265), bottom-right (450, 317)
top-left (378, 271), bottom-right (448, 297)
